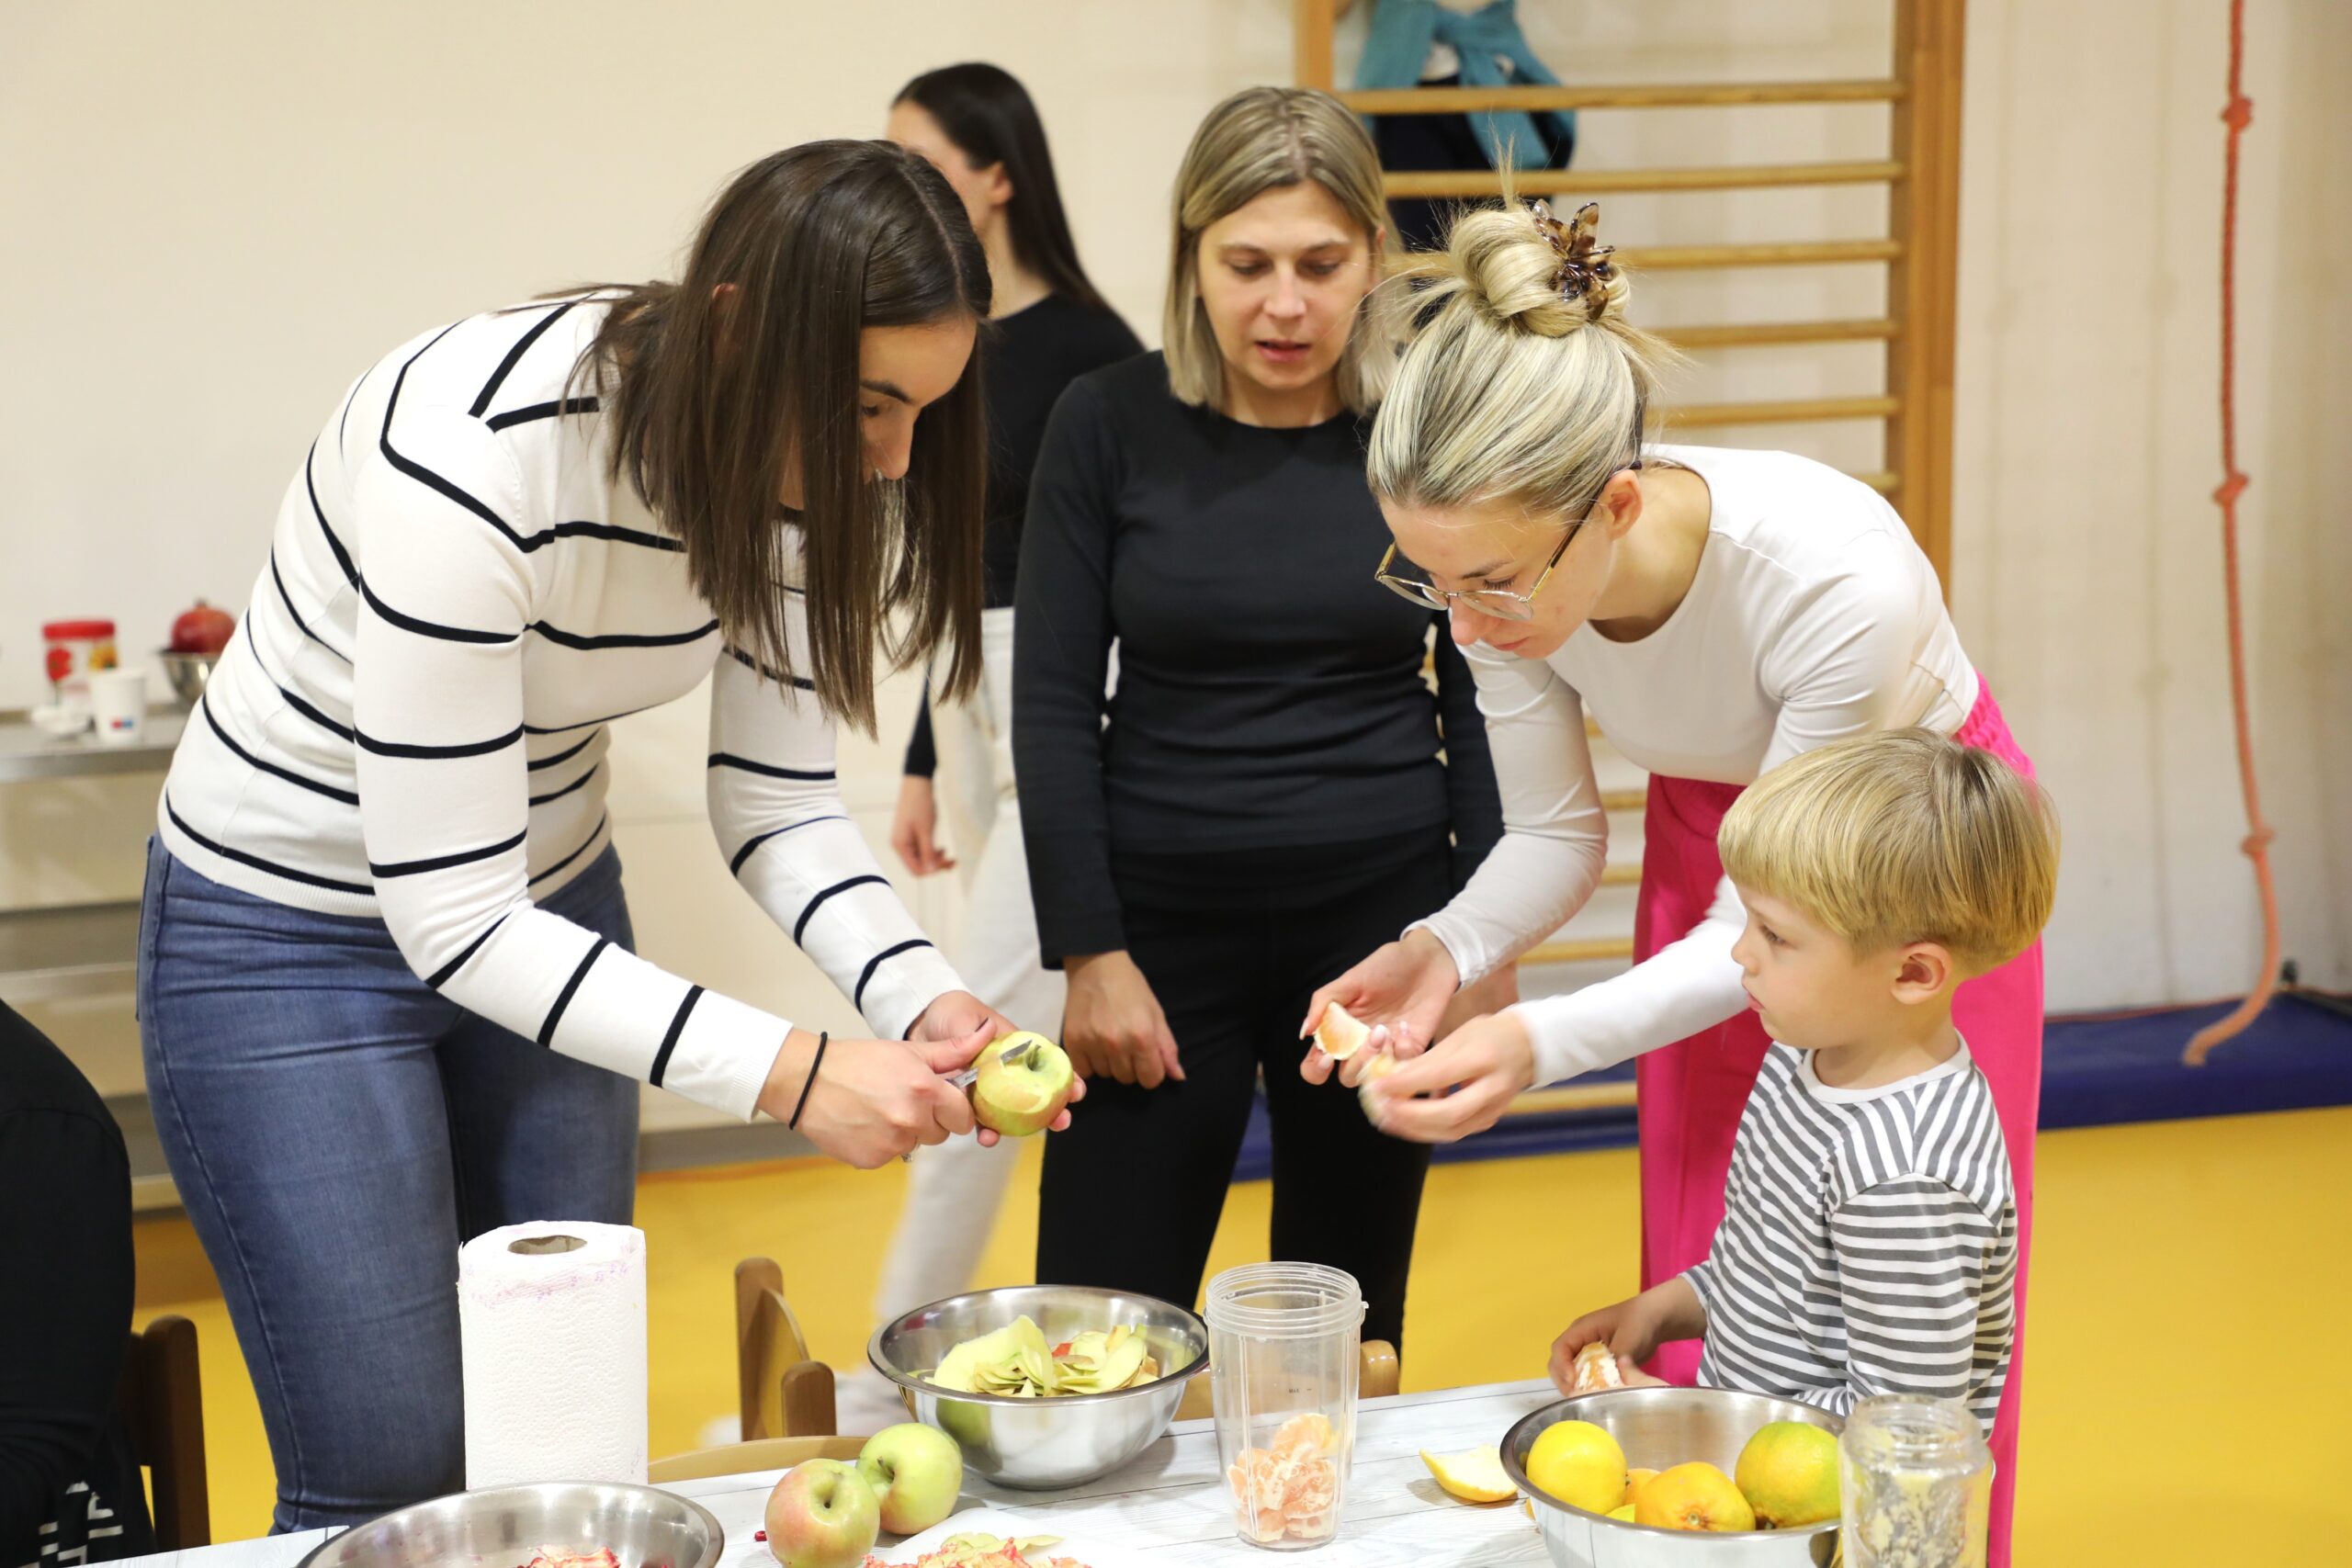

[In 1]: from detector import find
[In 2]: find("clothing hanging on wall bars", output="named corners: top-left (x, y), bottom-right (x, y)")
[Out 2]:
top-left (1355, 0), bottom-right (1577, 251)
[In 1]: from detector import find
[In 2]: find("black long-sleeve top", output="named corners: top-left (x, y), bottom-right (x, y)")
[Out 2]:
top-left (1012, 353), bottom-right (1504, 964)
top-left (1, 1003), bottom-right (152, 1567)
top-left (903, 292), bottom-right (1142, 777)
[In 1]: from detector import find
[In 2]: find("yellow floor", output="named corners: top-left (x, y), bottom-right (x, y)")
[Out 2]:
top-left (136, 1107), bottom-right (2352, 1560)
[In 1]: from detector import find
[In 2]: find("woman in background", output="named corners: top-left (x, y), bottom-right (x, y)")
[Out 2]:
top-left (1014, 87), bottom-right (1508, 1348)
top-left (874, 63), bottom-right (1141, 1333)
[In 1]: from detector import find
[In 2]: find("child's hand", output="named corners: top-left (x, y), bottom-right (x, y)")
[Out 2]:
top-left (1549, 1300), bottom-right (1644, 1394)
top-left (1548, 1279), bottom-right (1705, 1393)
top-left (1615, 1361), bottom-right (1668, 1389)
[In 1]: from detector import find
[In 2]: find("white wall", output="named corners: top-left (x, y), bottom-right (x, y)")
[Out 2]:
top-left (2, 0), bottom-right (2343, 1105)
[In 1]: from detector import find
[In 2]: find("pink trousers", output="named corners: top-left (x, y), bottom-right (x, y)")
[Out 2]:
top-left (1631, 686), bottom-right (2039, 1568)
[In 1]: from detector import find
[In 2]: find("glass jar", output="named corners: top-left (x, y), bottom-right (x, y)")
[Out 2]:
top-left (1204, 1262), bottom-right (1363, 1551)
top-left (41, 618), bottom-right (118, 716)
top-left (1839, 1395), bottom-right (1994, 1568)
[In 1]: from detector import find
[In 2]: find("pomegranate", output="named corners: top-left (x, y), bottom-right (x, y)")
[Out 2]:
top-left (170, 600), bottom-right (236, 655)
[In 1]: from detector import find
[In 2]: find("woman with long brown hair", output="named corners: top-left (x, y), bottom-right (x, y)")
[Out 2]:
top-left (135, 141), bottom-right (1069, 1529)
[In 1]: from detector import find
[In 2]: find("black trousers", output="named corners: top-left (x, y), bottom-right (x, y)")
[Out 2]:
top-left (1035, 829), bottom-right (1449, 1349)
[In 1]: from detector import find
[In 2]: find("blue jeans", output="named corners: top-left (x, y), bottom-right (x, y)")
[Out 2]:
top-left (136, 840), bottom-right (639, 1531)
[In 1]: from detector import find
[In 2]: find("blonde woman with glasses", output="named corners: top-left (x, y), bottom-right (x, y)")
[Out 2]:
top-left (1012, 87), bottom-right (1507, 1349)
top-left (1299, 200), bottom-right (2043, 1566)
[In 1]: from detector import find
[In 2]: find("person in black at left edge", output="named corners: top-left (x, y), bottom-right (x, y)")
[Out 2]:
top-left (1, 1000), bottom-right (155, 1568)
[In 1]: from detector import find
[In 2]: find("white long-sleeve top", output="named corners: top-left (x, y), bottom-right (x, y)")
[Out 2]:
top-left (157, 297), bottom-right (967, 1119)
top-left (1415, 445), bottom-right (1980, 1088)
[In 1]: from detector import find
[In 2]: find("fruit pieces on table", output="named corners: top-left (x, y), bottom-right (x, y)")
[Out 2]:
top-left (968, 1034), bottom-right (1075, 1137)
top-left (1635, 1461), bottom-right (1756, 1533)
top-left (1568, 1342), bottom-right (1624, 1394)
top-left (1229, 1411), bottom-right (1342, 1543)
top-left (766, 1459), bottom-right (880, 1568)
top-left (1734, 1420), bottom-right (1841, 1529)
top-left (1524, 1419), bottom-right (1628, 1516)
top-left (926, 1316), bottom-right (1159, 1397)
top-left (1418, 1444), bottom-right (1516, 1504)
top-left (856, 1423), bottom-right (964, 1537)
top-left (862, 1534), bottom-right (1090, 1568)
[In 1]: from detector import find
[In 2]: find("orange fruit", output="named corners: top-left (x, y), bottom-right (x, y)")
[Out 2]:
top-left (1635, 1461), bottom-right (1756, 1532)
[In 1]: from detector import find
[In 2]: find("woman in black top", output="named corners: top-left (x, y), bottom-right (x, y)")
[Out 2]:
top-left (1013, 87), bottom-right (1508, 1347)
top-left (874, 64), bottom-right (1143, 1329)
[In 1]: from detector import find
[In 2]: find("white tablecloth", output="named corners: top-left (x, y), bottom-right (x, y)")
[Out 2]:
top-left (123, 1380), bottom-right (1563, 1568)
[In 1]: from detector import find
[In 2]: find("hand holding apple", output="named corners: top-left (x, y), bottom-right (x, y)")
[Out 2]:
top-left (763, 1458), bottom-right (878, 1568)
top-left (855, 1422), bottom-right (963, 1536)
top-left (968, 1034), bottom-right (1076, 1138)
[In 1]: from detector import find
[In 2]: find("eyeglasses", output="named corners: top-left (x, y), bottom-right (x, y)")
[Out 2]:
top-left (1374, 523), bottom-right (1579, 624)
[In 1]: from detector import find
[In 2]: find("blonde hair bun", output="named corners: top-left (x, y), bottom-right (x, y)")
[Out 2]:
top-left (1367, 192), bottom-right (1675, 518)
top-left (1438, 199), bottom-right (1631, 339)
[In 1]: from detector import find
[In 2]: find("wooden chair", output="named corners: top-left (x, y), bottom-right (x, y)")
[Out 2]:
top-left (649, 1435), bottom-right (863, 1486)
top-left (1173, 1338), bottom-right (1400, 1423)
top-left (119, 1314), bottom-right (209, 1550)
top-left (735, 1257), bottom-right (838, 1439)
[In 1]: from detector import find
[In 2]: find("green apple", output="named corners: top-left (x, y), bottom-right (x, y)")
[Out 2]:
top-left (763, 1459), bottom-right (878, 1568)
top-left (968, 1033), bottom-right (1073, 1137)
top-left (856, 1421), bottom-right (964, 1536)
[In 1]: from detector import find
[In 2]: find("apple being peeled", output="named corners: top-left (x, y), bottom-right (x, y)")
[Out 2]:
top-left (856, 1421), bottom-right (963, 1536)
top-left (968, 1033), bottom-right (1073, 1138)
top-left (763, 1459), bottom-right (878, 1568)
top-left (169, 600), bottom-right (236, 655)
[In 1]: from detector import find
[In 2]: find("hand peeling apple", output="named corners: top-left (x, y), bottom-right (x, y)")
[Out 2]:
top-left (967, 1033), bottom-right (1075, 1138)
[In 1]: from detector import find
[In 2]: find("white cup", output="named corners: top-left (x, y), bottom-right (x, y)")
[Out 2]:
top-left (88, 667), bottom-right (150, 745)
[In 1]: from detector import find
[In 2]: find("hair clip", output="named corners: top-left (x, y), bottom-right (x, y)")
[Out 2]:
top-left (1528, 199), bottom-right (1616, 320)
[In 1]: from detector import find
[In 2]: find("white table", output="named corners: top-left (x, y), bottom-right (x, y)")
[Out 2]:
top-left (125, 1382), bottom-right (1562, 1568)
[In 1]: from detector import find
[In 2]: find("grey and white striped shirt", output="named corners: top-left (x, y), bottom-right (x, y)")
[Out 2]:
top-left (1685, 1042), bottom-right (2017, 1433)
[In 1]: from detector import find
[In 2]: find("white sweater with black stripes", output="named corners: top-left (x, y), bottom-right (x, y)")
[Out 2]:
top-left (1685, 1042), bottom-right (2017, 1434)
top-left (157, 297), bottom-right (967, 1119)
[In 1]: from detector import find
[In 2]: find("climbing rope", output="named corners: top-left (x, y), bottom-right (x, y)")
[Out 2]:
top-left (2184, 0), bottom-right (2279, 1067)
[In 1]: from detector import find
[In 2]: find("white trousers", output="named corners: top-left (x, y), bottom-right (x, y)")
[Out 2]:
top-left (871, 607), bottom-right (1068, 1324)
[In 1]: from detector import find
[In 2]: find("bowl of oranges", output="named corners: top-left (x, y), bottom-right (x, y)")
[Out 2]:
top-left (1501, 1387), bottom-right (1843, 1567)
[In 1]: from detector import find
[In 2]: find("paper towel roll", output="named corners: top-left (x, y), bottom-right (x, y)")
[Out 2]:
top-left (458, 1220), bottom-right (649, 1489)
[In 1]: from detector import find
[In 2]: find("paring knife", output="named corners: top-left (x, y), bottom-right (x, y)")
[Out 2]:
top-left (948, 1035), bottom-right (1036, 1091)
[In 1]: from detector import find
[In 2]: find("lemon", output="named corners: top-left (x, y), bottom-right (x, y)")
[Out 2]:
top-left (1524, 1420), bottom-right (1629, 1515)
top-left (1419, 1444), bottom-right (1517, 1504)
top-left (1606, 1503), bottom-right (1636, 1522)
top-left (1735, 1421), bottom-right (1841, 1528)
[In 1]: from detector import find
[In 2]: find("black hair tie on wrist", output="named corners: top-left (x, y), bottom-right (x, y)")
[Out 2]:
top-left (787, 1032), bottom-right (828, 1130)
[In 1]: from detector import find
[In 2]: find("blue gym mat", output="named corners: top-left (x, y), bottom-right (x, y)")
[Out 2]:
top-left (1229, 994), bottom-right (2352, 1182)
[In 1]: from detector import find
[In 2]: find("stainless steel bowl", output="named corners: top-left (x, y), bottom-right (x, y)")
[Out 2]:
top-left (157, 650), bottom-right (217, 707)
top-left (868, 1284), bottom-right (1209, 1490)
top-left (293, 1483), bottom-right (723, 1568)
top-left (1504, 1389), bottom-right (1842, 1568)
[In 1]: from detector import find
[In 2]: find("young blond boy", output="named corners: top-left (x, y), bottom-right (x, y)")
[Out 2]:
top-left (1552, 729), bottom-right (2058, 1431)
